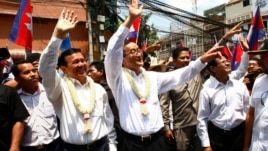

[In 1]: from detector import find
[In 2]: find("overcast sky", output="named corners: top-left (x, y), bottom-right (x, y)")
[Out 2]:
top-left (118, 0), bottom-right (231, 36)
top-left (148, 0), bottom-right (231, 36)
top-left (163, 0), bottom-right (230, 15)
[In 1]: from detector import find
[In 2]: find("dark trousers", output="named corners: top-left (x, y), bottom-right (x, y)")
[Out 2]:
top-left (62, 136), bottom-right (109, 151)
top-left (20, 138), bottom-right (62, 151)
top-left (118, 129), bottom-right (169, 151)
top-left (207, 122), bottom-right (245, 151)
top-left (173, 125), bottom-right (201, 151)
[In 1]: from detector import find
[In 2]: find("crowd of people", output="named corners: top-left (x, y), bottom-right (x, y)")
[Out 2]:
top-left (0, 0), bottom-right (268, 151)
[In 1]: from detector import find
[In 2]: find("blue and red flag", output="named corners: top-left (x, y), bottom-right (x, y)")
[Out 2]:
top-left (231, 41), bottom-right (243, 70)
top-left (127, 17), bottom-right (141, 43)
top-left (9, 0), bottom-right (32, 50)
top-left (247, 6), bottom-right (265, 51)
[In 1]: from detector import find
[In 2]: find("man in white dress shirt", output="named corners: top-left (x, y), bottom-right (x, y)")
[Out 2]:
top-left (11, 60), bottom-right (61, 151)
top-left (243, 39), bottom-right (268, 151)
top-left (197, 53), bottom-right (250, 151)
top-left (38, 9), bottom-right (117, 151)
top-left (104, 0), bottom-right (223, 151)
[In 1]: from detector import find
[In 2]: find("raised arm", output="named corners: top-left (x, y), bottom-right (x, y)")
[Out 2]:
top-left (217, 22), bottom-right (243, 46)
top-left (39, 9), bottom-right (78, 101)
top-left (105, 0), bottom-right (143, 92)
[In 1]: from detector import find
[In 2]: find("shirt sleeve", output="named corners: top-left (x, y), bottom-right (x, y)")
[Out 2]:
top-left (38, 37), bottom-right (63, 103)
top-left (197, 89), bottom-right (211, 147)
top-left (104, 26), bottom-right (129, 100)
top-left (157, 59), bottom-right (206, 94)
top-left (159, 92), bottom-right (171, 130)
top-left (230, 52), bottom-right (248, 80)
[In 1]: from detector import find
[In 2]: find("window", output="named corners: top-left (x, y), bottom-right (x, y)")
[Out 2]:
top-left (243, 0), bottom-right (250, 7)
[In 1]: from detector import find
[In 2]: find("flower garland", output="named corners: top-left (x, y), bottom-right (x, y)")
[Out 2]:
top-left (123, 68), bottom-right (151, 115)
top-left (63, 76), bottom-right (96, 134)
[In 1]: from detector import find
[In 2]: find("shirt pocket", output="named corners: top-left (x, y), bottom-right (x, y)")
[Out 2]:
top-left (42, 101), bottom-right (56, 118)
top-left (232, 94), bottom-right (244, 111)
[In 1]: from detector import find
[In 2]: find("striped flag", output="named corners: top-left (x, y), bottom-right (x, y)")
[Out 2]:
top-left (127, 17), bottom-right (141, 43)
top-left (247, 6), bottom-right (265, 51)
top-left (9, 0), bottom-right (32, 50)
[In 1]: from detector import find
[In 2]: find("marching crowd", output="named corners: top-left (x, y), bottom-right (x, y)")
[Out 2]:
top-left (0, 0), bottom-right (268, 151)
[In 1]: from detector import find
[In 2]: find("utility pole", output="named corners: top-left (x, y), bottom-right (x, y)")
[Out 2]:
top-left (87, 0), bottom-right (94, 62)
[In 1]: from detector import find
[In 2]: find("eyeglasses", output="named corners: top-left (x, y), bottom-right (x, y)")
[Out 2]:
top-left (261, 91), bottom-right (268, 106)
top-left (124, 49), bottom-right (143, 56)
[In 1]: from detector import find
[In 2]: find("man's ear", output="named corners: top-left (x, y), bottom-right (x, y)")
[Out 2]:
top-left (99, 69), bottom-right (104, 75)
top-left (60, 66), bottom-right (66, 73)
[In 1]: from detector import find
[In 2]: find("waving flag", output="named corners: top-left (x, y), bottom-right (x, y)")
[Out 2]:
top-left (127, 17), bottom-right (141, 43)
top-left (9, 0), bottom-right (32, 50)
top-left (231, 41), bottom-right (243, 70)
top-left (247, 6), bottom-right (265, 51)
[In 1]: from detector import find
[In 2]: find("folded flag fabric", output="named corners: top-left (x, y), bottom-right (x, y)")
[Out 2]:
top-left (9, 0), bottom-right (32, 50)
top-left (231, 41), bottom-right (243, 70)
top-left (221, 46), bottom-right (232, 61)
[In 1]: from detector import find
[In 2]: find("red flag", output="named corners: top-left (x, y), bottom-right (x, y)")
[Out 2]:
top-left (221, 46), bottom-right (232, 61)
top-left (231, 42), bottom-right (243, 70)
top-left (9, 0), bottom-right (32, 50)
top-left (141, 39), bottom-right (147, 51)
top-left (127, 17), bottom-right (141, 43)
top-left (247, 6), bottom-right (265, 51)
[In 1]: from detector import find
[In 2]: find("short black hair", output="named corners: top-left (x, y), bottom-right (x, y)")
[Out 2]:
top-left (89, 61), bottom-right (105, 73)
top-left (172, 47), bottom-right (190, 59)
top-left (206, 53), bottom-right (228, 76)
top-left (57, 48), bottom-right (82, 67)
top-left (0, 47), bottom-right (10, 61)
top-left (26, 53), bottom-right (41, 63)
top-left (11, 60), bottom-right (32, 77)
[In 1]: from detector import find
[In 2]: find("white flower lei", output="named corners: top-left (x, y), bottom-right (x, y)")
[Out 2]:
top-left (123, 68), bottom-right (151, 115)
top-left (63, 76), bottom-right (96, 133)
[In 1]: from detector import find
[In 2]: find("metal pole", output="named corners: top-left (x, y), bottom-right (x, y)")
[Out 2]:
top-left (87, 1), bottom-right (94, 62)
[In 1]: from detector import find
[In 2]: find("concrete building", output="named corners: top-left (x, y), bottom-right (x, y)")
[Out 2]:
top-left (0, 0), bottom-right (89, 60)
top-left (226, 0), bottom-right (268, 36)
top-left (158, 0), bottom-right (268, 63)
